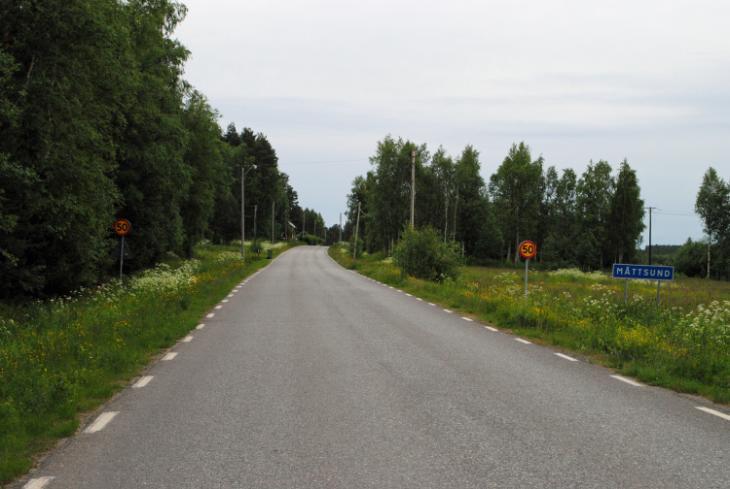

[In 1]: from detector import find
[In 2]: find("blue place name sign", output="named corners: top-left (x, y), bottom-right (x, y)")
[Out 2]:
top-left (612, 264), bottom-right (674, 281)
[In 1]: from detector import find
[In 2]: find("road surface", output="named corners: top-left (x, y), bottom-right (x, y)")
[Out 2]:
top-left (17, 247), bottom-right (730, 488)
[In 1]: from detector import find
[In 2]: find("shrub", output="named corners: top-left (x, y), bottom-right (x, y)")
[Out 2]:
top-left (300, 233), bottom-right (323, 246)
top-left (250, 239), bottom-right (263, 255)
top-left (393, 227), bottom-right (461, 282)
top-left (349, 238), bottom-right (363, 257)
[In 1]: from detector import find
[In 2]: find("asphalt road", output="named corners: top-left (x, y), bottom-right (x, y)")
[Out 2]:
top-left (17, 246), bottom-right (730, 489)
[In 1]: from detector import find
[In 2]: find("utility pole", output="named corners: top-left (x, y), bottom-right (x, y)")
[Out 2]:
top-left (452, 189), bottom-right (458, 241)
top-left (339, 213), bottom-right (343, 243)
top-left (353, 201), bottom-right (361, 259)
top-left (302, 210), bottom-right (306, 237)
top-left (444, 191), bottom-right (449, 242)
top-left (646, 206), bottom-right (656, 264)
top-left (241, 166), bottom-right (245, 258)
top-left (271, 201), bottom-right (275, 243)
top-left (410, 149), bottom-right (416, 229)
top-left (253, 204), bottom-right (257, 240)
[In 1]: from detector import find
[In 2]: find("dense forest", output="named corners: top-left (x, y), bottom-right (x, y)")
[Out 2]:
top-left (343, 136), bottom-right (730, 279)
top-left (0, 0), bottom-right (322, 298)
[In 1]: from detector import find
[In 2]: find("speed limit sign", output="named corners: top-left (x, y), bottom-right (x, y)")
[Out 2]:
top-left (519, 240), bottom-right (537, 260)
top-left (113, 219), bottom-right (132, 237)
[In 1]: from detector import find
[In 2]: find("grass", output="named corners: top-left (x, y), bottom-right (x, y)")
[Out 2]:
top-left (0, 243), bottom-right (295, 484)
top-left (330, 245), bottom-right (730, 405)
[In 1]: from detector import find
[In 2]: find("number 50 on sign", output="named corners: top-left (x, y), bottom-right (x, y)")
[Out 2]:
top-left (519, 240), bottom-right (537, 297)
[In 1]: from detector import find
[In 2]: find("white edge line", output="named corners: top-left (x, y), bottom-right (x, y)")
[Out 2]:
top-left (428, 302), bottom-right (436, 306)
top-left (182, 335), bottom-right (193, 343)
top-left (84, 411), bottom-right (118, 434)
top-left (443, 309), bottom-right (453, 314)
top-left (214, 305), bottom-right (222, 310)
top-left (554, 353), bottom-right (578, 362)
top-left (132, 375), bottom-right (154, 388)
top-left (515, 338), bottom-right (532, 345)
top-left (695, 406), bottom-right (730, 421)
top-left (610, 374), bottom-right (643, 387)
top-left (23, 477), bottom-right (55, 489)
top-left (196, 323), bottom-right (205, 330)
top-left (405, 293), bottom-right (413, 297)
top-left (416, 297), bottom-right (423, 301)
top-left (461, 317), bottom-right (473, 322)
top-left (484, 326), bottom-right (498, 332)
top-left (162, 352), bottom-right (177, 361)
top-left (206, 313), bottom-right (215, 318)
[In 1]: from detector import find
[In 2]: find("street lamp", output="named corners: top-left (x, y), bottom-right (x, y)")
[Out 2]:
top-left (241, 161), bottom-right (257, 259)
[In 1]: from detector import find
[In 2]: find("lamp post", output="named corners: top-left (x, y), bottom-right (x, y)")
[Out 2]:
top-left (241, 161), bottom-right (257, 260)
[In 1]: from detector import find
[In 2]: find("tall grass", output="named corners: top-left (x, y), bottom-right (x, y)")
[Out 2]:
top-left (0, 244), bottom-right (292, 484)
top-left (330, 245), bottom-right (730, 404)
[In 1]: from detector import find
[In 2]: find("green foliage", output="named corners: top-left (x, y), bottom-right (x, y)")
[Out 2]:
top-left (393, 227), bottom-right (461, 282)
top-left (300, 233), bottom-right (324, 246)
top-left (674, 239), bottom-right (707, 277)
top-left (0, 2), bottom-right (322, 298)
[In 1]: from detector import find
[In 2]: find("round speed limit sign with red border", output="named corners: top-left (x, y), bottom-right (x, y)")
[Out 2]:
top-left (113, 219), bottom-right (132, 237)
top-left (519, 240), bottom-right (537, 260)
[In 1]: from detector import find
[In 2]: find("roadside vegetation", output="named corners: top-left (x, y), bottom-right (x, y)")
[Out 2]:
top-left (0, 243), bottom-right (293, 483)
top-left (330, 244), bottom-right (730, 405)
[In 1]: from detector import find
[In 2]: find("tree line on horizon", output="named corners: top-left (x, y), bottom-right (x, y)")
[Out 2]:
top-left (0, 1), bottom-right (322, 298)
top-left (343, 136), bottom-right (649, 271)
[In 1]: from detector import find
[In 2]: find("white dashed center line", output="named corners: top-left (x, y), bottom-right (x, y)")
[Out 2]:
top-left (696, 406), bottom-right (730, 421)
top-left (162, 352), bottom-right (177, 361)
top-left (182, 335), bottom-right (193, 343)
top-left (515, 338), bottom-right (532, 345)
top-left (554, 353), bottom-right (578, 362)
top-left (84, 411), bottom-right (118, 434)
top-left (133, 376), bottom-right (154, 388)
top-left (23, 477), bottom-right (54, 489)
top-left (610, 375), bottom-right (643, 387)
top-left (461, 317), bottom-right (473, 322)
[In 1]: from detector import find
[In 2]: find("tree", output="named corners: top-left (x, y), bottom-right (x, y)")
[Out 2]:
top-left (607, 160), bottom-right (645, 263)
top-left (489, 143), bottom-right (543, 262)
top-left (695, 167), bottom-right (730, 279)
top-left (575, 161), bottom-right (614, 269)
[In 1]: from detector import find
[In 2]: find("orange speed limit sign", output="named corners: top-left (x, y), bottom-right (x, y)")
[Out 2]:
top-left (113, 219), bottom-right (132, 237)
top-left (519, 240), bottom-right (537, 260)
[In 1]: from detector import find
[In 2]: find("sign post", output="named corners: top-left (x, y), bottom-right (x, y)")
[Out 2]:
top-left (612, 264), bottom-right (674, 305)
top-left (114, 219), bottom-right (132, 280)
top-left (519, 240), bottom-right (538, 297)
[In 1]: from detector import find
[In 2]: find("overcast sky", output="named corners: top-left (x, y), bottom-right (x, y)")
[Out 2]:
top-left (174, 0), bottom-right (730, 245)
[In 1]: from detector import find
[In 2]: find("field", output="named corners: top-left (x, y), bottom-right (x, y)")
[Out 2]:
top-left (0, 243), bottom-right (294, 484)
top-left (330, 246), bottom-right (730, 404)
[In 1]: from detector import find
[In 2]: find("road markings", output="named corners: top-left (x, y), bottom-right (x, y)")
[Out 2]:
top-left (405, 293), bottom-right (413, 297)
top-left (84, 411), bottom-right (118, 434)
top-left (695, 407), bottom-right (730, 421)
top-left (182, 335), bottom-right (193, 343)
top-left (162, 352), bottom-right (177, 361)
top-left (462, 317), bottom-right (473, 322)
top-left (554, 353), bottom-right (578, 362)
top-left (429, 302), bottom-right (436, 306)
top-left (215, 305), bottom-right (222, 310)
top-left (484, 326), bottom-right (498, 332)
top-left (515, 338), bottom-right (532, 345)
top-left (206, 313), bottom-right (215, 318)
top-left (226, 294), bottom-right (233, 298)
top-left (416, 298), bottom-right (423, 302)
top-left (443, 309), bottom-right (453, 314)
top-left (133, 376), bottom-right (154, 388)
top-left (23, 477), bottom-right (54, 489)
top-left (222, 299), bottom-right (229, 303)
top-left (196, 323), bottom-right (205, 330)
top-left (610, 375), bottom-right (643, 387)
